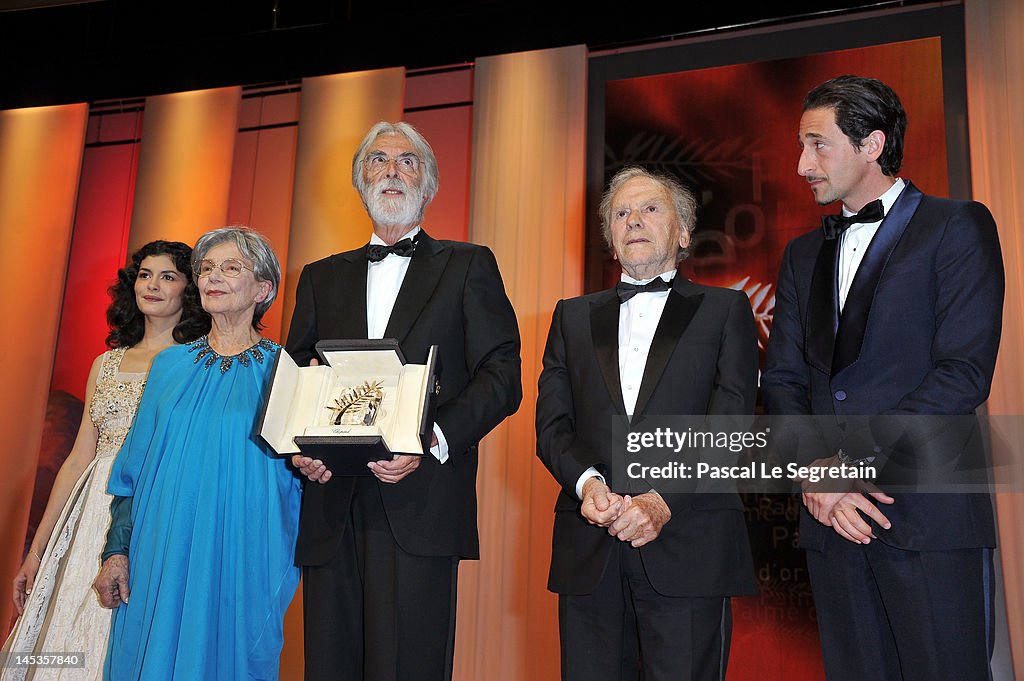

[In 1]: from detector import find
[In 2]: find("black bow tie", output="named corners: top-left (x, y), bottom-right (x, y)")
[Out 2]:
top-left (821, 199), bottom-right (885, 240)
top-left (366, 236), bottom-right (417, 263)
top-left (616, 277), bottom-right (671, 303)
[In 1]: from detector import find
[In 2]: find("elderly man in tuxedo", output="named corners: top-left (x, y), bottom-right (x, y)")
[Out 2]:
top-left (536, 166), bottom-right (758, 681)
top-left (287, 121), bottom-right (522, 681)
top-left (763, 75), bottom-right (1004, 681)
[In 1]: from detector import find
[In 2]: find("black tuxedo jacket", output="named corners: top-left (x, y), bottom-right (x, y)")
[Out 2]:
top-left (285, 231), bottom-right (522, 564)
top-left (536, 276), bottom-right (758, 597)
top-left (763, 182), bottom-right (1004, 551)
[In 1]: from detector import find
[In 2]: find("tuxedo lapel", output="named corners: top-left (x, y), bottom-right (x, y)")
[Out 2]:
top-left (805, 235), bottom-right (839, 375)
top-left (335, 249), bottom-right (369, 339)
top-left (833, 182), bottom-right (922, 374)
top-left (590, 292), bottom-right (626, 415)
top-left (384, 231), bottom-right (451, 344)
top-left (633, 278), bottom-right (703, 418)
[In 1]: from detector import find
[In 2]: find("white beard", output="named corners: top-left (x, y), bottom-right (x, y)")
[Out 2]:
top-left (365, 178), bottom-right (423, 226)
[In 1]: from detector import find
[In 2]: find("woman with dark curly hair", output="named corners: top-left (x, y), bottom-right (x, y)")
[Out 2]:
top-left (2, 240), bottom-right (208, 681)
top-left (104, 241), bottom-right (209, 350)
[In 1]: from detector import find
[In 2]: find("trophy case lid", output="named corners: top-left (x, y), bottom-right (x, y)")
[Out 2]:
top-left (315, 339), bottom-right (408, 378)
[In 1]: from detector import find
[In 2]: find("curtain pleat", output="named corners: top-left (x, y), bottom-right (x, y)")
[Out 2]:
top-left (459, 45), bottom-right (589, 681)
top-left (0, 103), bottom-right (88, 632)
top-left (965, 0), bottom-right (1024, 677)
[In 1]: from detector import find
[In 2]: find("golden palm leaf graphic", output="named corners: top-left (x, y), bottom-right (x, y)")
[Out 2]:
top-left (730, 276), bottom-right (775, 352)
top-left (328, 380), bottom-right (384, 426)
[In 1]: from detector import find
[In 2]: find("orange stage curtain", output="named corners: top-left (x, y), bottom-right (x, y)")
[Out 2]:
top-left (127, 87), bottom-right (241, 254)
top-left (227, 90), bottom-right (301, 342)
top-left (457, 45), bottom-right (589, 681)
top-left (965, 0), bottom-right (1024, 677)
top-left (0, 103), bottom-right (88, 632)
top-left (279, 67), bottom-right (405, 333)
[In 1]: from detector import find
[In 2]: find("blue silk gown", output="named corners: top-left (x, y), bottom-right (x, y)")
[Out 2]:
top-left (105, 338), bottom-right (301, 680)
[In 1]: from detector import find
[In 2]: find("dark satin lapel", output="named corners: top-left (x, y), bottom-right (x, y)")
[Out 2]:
top-left (590, 293), bottom-right (626, 415)
top-left (335, 249), bottom-right (369, 339)
top-left (633, 281), bottom-right (703, 418)
top-left (805, 236), bottom-right (839, 375)
top-left (833, 183), bottom-right (923, 375)
top-left (383, 232), bottom-right (451, 344)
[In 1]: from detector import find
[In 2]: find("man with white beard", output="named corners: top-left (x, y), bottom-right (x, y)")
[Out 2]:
top-left (286, 121), bottom-right (522, 681)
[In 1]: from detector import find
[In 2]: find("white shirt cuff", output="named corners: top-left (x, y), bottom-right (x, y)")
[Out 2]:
top-left (575, 467), bottom-right (604, 500)
top-left (430, 422), bottom-right (449, 464)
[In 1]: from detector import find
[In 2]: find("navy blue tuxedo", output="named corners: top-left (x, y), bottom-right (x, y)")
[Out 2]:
top-left (763, 181), bottom-right (1004, 681)
top-left (764, 182), bottom-right (1002, 550)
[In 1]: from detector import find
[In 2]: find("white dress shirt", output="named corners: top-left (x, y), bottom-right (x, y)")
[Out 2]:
top-left (575, 270), bottom-right (675, 499)
top-left (366, 226), bottom-right (449, 463)
top-left (837, 178), bottom-right (905, 311)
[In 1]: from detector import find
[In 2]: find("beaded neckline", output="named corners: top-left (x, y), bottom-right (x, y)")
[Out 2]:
top-left (188, 335), bottom-right (277, 374)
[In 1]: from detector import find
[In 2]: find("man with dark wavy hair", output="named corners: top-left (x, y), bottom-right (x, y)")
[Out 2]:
top-left (764, 75), bottom-right (1003, 681)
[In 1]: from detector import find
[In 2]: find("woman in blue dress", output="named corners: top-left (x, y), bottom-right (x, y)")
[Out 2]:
top-left (94, 227), bottom-right (301, 681)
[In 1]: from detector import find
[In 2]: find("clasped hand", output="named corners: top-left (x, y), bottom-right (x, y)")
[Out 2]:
top-left (795, 455), bottom-right (894, 545)
top-left (579, 478), bottom-right (671, 548)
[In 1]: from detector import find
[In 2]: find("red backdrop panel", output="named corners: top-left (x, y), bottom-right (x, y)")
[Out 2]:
top-left (50, 111), bottom-right (141, 399)
top-left (407, 104), bottom-right (473, 243)
top-left (406, 67), bottom-right (474, 243)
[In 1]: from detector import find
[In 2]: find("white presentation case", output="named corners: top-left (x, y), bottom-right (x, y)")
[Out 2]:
top-left (259, 339), bottom-right (439, 475)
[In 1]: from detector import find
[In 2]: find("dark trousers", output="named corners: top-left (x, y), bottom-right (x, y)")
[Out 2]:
top-left (559, 541), bottom-right (732, 681)
top-left (302, 476), bottom-right (459, 681)
top-left (806, 533), bottom-right (994, 681)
